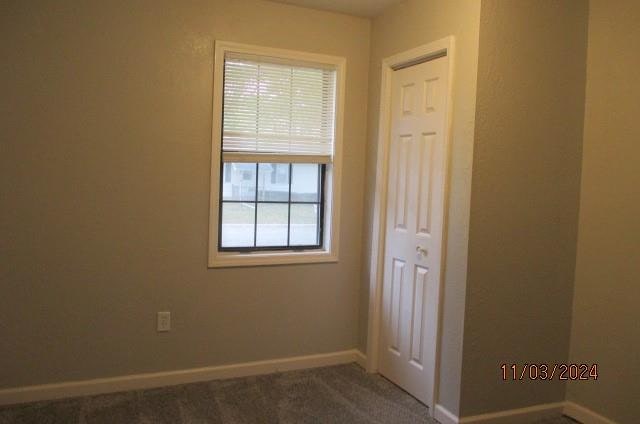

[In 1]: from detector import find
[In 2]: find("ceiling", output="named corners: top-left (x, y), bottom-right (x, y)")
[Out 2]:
top-left (269, 0), bottom-right (405, 17)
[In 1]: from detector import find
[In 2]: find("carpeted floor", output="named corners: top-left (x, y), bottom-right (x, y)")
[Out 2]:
top-left (0, 364), bottom-right (579, 423)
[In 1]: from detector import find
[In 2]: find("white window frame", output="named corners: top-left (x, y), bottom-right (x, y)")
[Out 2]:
top-left (208, 41), bottom-right (345, 268)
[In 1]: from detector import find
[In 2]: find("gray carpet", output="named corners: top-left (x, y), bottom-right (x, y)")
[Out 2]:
top-left (0, 364), bottom-right (579, 423)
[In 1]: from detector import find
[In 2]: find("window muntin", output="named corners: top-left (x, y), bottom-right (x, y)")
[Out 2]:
top-left (219, 163), bottom-right (324, 251)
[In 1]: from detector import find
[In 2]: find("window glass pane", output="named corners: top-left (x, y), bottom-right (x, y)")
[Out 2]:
top-left (258, 163), bottom-right (289, 201)
top-left (289, 204), bottom-right (319, 246)
top-left (222, 163), bottom-right (256, 201)
top-left (221, 202), bottom-right (255, 247)
top-left (291, 164), bottom-right (319, 202)
top-left (256, 203), bottom-right (288, 247)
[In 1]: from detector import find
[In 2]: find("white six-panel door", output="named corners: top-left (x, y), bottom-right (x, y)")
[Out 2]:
top-left (379, 55), bottom-right (448, 407)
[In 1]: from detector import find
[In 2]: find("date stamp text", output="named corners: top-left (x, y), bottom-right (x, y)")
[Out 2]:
top-left (500, 363), bottom-right (598, 381)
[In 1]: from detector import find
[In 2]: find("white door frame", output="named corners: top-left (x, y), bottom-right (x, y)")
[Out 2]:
top-left (366, 36), bottom-right (455, 410)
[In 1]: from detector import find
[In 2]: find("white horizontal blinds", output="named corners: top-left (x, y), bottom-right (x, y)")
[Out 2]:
top-left (222, 55), bottom-right (336, 163)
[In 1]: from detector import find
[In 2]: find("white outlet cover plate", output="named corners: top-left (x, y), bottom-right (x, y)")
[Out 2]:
top-left (157, 311), bottom-right (171, 332)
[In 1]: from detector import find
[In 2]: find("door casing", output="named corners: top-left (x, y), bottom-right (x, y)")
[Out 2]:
top-left (366, 36), bottom-right (455, 414)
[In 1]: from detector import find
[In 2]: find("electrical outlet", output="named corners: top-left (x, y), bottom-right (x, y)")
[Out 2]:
top-left (157, 311), bottom-right (171, 332)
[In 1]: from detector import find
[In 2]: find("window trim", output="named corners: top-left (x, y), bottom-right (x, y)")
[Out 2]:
top-left (208, 41), bottom-right (345, 268)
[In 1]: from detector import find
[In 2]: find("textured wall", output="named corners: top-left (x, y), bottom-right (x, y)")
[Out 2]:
top-left (460, 0), bottom-right (588, 416)
top-left (568, 1), bottom-right (640, 423)
top-left (361, 0), bottom-right (481, 415)
top-left (0, 0), bottom-right (370, 388)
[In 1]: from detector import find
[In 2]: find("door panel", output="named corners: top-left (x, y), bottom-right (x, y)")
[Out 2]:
top-left (394, 135), bottom-right (411, 230)
top-left (379, 55), bottom-right (448, 407)
top-left (409, 265), bottom-right (428, 367)
top-left (416, 133), bottom-right (435, 237)
top-left (389, 258), bottom-right (405, 354)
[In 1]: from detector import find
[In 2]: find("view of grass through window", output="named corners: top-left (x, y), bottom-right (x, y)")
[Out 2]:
top-left (219, 163), bottom-right (323, 249)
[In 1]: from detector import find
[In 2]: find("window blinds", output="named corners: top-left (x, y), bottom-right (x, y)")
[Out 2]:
top-left (222, 55), bottom-right (336, 163)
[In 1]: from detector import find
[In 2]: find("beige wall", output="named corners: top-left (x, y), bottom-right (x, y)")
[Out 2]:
top-left (361, 0), bottom-right (481, 414)
top-left (0, 0), bottom-right (370, 388)
top-left (568, 1), bottom-right (640, 423)
top-left (460, 0), bottom-right (588, 416)
top-left (4, 0), bottom-right (637, 419)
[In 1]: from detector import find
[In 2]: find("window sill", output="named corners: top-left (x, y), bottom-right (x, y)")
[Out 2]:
top-left (208, 249), bottom-right (338, 268)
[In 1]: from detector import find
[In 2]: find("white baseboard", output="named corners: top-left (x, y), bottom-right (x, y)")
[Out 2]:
top-left (461, 402), bottom-right (565, 423)
top-left (0, 349), bottom-right (360, 407)
top-left (434, 404), bottom-right (460, 424)
top-left (435, 400), bottom-right (619, 424)
top-left (354, 350), bottom-right (367, 369)
top-left (564, 401), bottom-right (618, 424)
top-left (434, 402), bottom-right (565, 424)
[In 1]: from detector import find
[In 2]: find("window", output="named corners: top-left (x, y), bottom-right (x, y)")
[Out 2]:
top-left (209, 42), bottom-right (344, 267)
top-left (220, 163), bottom-right (324, 250)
